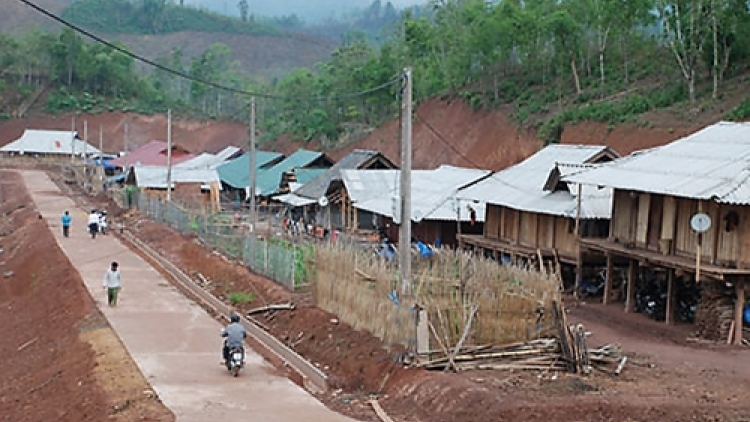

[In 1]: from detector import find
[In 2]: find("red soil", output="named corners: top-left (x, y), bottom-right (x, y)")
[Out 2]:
top-left (0, 171), bottom-right (173, 422)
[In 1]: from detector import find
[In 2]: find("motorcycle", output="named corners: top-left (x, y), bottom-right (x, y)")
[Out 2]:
top-left (225, 346), bottom-right (245, 377)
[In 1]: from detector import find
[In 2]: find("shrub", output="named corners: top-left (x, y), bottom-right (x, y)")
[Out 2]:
top-left (726, 99), bottom-right (750, 121)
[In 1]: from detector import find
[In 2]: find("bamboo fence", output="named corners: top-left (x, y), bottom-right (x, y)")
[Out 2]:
top-left (315, 245), bottom-right (561, 350)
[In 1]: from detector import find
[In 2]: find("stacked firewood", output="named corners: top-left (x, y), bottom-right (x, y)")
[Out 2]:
top-left (417, 302), bottom-right (627, 375)
top-left (694, 287), bottom-right (734, 341)
top-left (417, 339), bottom-right (567, 371)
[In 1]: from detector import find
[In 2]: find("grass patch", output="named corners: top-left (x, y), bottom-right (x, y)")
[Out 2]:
top-left (227, 291), bottom-right (256, 306)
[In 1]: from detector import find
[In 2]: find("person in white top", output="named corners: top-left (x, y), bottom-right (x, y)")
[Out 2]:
top-left (102, 261), bottom-right (122, 306)
top-left (98, 211), bottom-right (108, 235)
top-left (87, 210), bottom-right (100, 239)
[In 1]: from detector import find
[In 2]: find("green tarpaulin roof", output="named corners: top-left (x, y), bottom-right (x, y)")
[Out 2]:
top-left (256, 149), bottom-right (327, 196)
top-left (216, 151), bottom-right (283, 189)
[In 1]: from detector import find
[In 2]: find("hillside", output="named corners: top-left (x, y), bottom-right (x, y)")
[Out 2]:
top-left (111, 32), bottom-right (336, 80)
top-left (0, 111), bottom-right (248, 156)
top-left (0, 0), bottom-right (66, 34)
top-left (0, 0), bottom-right (337, 80)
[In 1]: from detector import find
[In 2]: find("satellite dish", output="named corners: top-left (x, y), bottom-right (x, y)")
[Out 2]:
top-left (318, 196), bottom-right (329, 207)
top-left (690, 213), bottom-right (712, 233)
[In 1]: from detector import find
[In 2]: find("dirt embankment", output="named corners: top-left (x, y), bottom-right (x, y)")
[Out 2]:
top-left (328, 99), bottom-right (542, 170)
top-left (0, 98), bottom-right (727, 172)
top-left (0, 112), bottom-right (249, 156)
top-left (0, 171), bottom-right (173, 422)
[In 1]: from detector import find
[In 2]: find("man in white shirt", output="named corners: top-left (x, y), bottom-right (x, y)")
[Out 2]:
top-left (102, 261), bottom-right (122, 306)
top-left (88, 210), bottom-right (100, 239)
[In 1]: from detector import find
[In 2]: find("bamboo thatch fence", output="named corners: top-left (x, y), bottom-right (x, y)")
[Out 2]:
top-left (315, 245), bottom-right (561, 351)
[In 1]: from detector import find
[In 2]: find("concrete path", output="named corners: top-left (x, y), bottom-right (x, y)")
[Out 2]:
top-left (22, 171), bottom-right (357, 422)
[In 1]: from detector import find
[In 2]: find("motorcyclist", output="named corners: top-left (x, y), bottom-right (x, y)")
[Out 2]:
top-left (222, 313), bottom-right (247, 367)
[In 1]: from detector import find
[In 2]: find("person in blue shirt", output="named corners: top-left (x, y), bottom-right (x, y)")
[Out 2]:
top-left (61, 211), bottom-right (72, 238)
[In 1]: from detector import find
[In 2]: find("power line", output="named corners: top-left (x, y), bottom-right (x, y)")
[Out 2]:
top-left (414, 112), bottom-right (485, 169)
top-left (16, 0), bottom-right (404, 102)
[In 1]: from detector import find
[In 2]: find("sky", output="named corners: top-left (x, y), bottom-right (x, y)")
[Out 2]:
top-left (183, 0), bottom-right (425, 22)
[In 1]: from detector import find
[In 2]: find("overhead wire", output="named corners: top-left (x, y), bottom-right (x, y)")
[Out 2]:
top-left (16, 0), bottom-right (405, 102)
top-left (414, 112), bottom-right (484, 169)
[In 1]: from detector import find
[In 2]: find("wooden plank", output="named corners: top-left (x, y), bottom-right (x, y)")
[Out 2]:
top-left (636, 193), bottom-right (650, 245)
top-left (603, 253), bottom-right (613, 305)
top-left (368, 400), bottom-right (395, 422)
top-left (625, 260), bottom-right (637, 313)
top-left (665, 269), bottom-right (675, 325)
top-left (735, 282), bottom-right (745, 346)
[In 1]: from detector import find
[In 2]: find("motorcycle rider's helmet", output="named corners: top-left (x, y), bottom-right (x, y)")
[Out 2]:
top-left (230, 313), bottom-right (240, 323)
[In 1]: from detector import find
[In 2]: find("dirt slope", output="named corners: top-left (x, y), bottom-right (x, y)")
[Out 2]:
top-left (0, 171), bottom-right (173, 422)
top-left (329, 98), bottom-right (542, 170)
top-left (0, 111), bottom-right (250, 155)
top-left (0, 98), bottom-right (734, 171)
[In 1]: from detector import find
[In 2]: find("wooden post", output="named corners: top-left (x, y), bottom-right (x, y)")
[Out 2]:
top-left (574, 183), bottom-right (583, 296)
top-left (665, 269), bottom-right (675, 325)
top-left (696, 233), bottom-right (703, 283)
top-left (735, 281), bottom-right (745, 346)
top-left (603, 253), bottom-right (613, 305)
top-left (625, 260), bottom-right (637, 313)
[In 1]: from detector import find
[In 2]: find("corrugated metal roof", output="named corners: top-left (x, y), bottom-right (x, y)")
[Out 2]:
top-left (292, 168), bottom-right (328, 186)
top-left (131, 165), bottom-right (221, 190)
top-left (255, 149), bottom-right (329, 197)
top-left (457, 145), bottom-right (614, 219)
top-left (275, 193), bottom-right (318, 207)
top-left (0, 130), bottom-right (101, 156)
top-left (108, 141), bottom-right (194, 168)
top-left (175, 146), bottom-right (240, 170)
top-left (294, 150), bottom-right (395, 200)
top-left (216, 151), bottom-right (285, 189)
top-left (341, 165), bottom-right (491, 223)
top-left (563, 122), bottom-right (750, 205)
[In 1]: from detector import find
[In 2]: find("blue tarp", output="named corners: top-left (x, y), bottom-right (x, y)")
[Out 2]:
top-left (87, 157), bottom-right (117, 170)
top-left (106, 174), bottom-right (126, 184)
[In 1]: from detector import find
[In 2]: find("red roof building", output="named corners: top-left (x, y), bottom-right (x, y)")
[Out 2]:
top-left (109, 141), bottom-right (195, 168)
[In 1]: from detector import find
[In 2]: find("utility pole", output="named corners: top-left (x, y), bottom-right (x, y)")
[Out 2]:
top-left (83, 120), bottom-right (88, 163)
top-left (248, 97), bottom-right (257, 261)
top-left (249, 97), bottom-right (257, 229)
top-left (99, 125), bottom-right (104, 190)
top-left (71, 116), bottom-right (76, 162)
top-left (399, 68), bottom-right (413, 296)
top-left (166, 109), bottom-right (173, 202)
top-left (124, 120), bottom-right (129, 154)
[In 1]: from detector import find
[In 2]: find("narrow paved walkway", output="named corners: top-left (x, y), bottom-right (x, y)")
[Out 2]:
top-left (23, 171), bottom-right (356, 422)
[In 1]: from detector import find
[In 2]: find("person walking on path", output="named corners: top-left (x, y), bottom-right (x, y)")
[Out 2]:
top-left (102, 261), bottom-right (122, 306)
top-left (60, 211), bottom-right (72, 238)
top-left (87, 210), bottom-right (100, 239)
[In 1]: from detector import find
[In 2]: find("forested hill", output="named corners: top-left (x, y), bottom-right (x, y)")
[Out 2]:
top-left (3, 0), bottom-right (750, 153)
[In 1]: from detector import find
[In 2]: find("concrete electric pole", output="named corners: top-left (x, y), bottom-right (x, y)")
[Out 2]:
top-left (248, 97), bottom-right (257, 261)
top-left (166, 109), bottom-right (173, 202)
top-left (399, 68), bottom-right (413, 296)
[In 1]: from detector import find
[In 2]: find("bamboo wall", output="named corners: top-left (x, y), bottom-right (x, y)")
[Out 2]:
top-left (315, 245), bottom-right (561, 348)
top-left (611, 189), bottom-right (750, 267)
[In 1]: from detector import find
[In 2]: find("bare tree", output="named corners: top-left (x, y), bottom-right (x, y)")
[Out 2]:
top-left (656, 0), bottom-right (710, 105)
